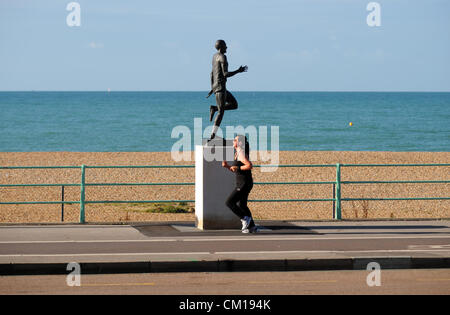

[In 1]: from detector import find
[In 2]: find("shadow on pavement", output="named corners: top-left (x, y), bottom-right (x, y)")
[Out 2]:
top-left (132, 221), bottom-right (318, 237)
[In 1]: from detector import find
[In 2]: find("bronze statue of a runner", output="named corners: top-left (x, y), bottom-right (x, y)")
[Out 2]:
top-left (207, 40), bottom-right (247, 141)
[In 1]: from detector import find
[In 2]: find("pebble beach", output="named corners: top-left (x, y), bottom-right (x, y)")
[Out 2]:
top-left (0, 151), bottom-right (449, 223)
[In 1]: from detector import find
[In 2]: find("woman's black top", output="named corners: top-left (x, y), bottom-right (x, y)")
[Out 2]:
top-left (232, 158), bottom-right (253, 189)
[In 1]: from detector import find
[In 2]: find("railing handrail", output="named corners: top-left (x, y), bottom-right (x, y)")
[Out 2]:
top-left (2, 163), bottom-right (450, 169)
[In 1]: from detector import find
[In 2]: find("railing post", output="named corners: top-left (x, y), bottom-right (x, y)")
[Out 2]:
top-left (61, 185), bottom-right (65, 222)
top-left (79, 165), bottom-right (86, 223)
top-left (334, 163), bottom-right (342, 220)
top-left (332, 183), bottom-right (336, 219)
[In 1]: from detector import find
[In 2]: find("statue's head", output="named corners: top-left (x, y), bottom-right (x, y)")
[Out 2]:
top-left (215, 40), bottom-right (227, 52)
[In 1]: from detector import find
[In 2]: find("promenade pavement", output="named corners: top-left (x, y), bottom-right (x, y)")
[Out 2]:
top-left (0, 220), bottom-right (449, 275)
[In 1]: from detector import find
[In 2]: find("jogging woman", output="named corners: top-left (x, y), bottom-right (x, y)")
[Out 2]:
top-left (222, 135), bottom-right (257, 233)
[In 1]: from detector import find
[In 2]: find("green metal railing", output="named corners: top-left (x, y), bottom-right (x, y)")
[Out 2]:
top-left (1, 163), bottom-right (449, 223)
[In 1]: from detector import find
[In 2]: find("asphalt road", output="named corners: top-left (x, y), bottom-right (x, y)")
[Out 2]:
top-left (1, 269), bottom-right (449, 295)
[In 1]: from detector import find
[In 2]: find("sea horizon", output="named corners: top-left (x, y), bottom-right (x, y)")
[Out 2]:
top-left (1, 90), bottom-right (450, 93)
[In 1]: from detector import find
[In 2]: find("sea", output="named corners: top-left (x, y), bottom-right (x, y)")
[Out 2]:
top-left (0, 91), bottom-right (449, 152)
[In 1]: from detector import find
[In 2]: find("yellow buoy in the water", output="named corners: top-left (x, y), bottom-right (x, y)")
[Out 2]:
top-left (349, 122), bottom-right (353, 126)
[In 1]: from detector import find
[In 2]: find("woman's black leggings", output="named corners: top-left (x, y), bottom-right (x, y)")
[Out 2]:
top-left (225, 184), bottom-right (253, 220)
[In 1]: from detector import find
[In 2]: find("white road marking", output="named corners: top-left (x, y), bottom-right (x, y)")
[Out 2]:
top-left (408, 244), bottom-right (450, 249)
top-left (0, 235), bottom-right (449, 244)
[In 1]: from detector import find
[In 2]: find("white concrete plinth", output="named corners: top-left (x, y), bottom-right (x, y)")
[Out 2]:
top-left (195, 139), bottom-right (240, 230)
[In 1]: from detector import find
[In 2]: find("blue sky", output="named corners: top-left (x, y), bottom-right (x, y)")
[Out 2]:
top-left (1, 0), bottom-right (449, 91)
